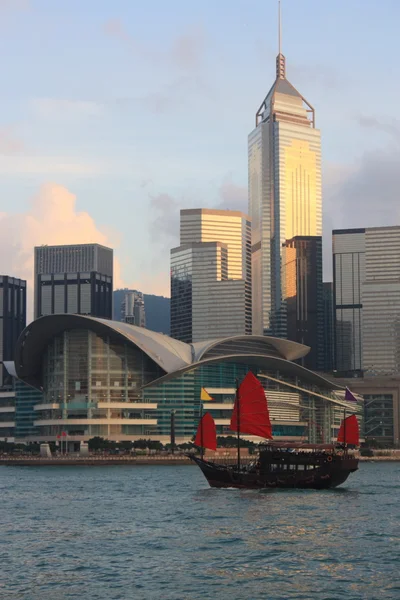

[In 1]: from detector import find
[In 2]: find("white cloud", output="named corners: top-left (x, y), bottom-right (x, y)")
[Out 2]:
top-left (31, 97), bottom-right (103, 120)
top-left (0, 183), bottom-right (125, 319)
top-left (0, 155), bottom-right (102, 176)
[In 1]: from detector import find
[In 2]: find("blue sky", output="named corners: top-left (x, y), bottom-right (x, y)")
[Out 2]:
top-left (1, 0), bottom-right (400, 301)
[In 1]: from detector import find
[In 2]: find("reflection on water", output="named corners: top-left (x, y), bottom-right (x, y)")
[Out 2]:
top-left (0, 463), bottom-right (399, 600)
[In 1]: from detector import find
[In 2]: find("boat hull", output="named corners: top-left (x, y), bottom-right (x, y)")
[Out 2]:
top-left (189, 455), bottom-right (358, 490)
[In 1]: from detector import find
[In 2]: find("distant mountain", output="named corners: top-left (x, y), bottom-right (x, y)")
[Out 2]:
top-left (143, 294), bottom-right (170, 335)
top-left (113, 289), bottom-right (170, 334)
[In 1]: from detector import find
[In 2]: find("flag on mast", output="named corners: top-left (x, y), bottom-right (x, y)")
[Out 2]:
top-left (200, 388), bottom-right (214, 401)
top-left (345, 387), bottom-right (358, 403)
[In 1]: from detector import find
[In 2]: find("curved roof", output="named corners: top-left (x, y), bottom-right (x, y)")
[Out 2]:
top-left (15, 314), bottom-right (192, 389)
top-left (15, 314), bottom-right (317, 391)
top-left (192, 335), bottom-right (309, 363)
top-left (143, 354), bottom-right (343, 393)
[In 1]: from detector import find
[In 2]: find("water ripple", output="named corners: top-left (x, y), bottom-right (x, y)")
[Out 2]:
top-left (0, 463), bottom-right (399, 599)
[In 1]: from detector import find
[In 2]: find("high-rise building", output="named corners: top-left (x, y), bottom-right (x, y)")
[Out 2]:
top-left (333, 226), bottom-right (400, 376)
top-left (34, 244), bottom-right (113, 319)
top-left (120, 290), bottom-right (146, 327)
top-left (248, 36), bottom-right (321, 337)
top-left (171, 209), bottom-right (251, 343)
top-left (322, 282), bottom-right (334, 372)
top-left (113, 290), bottom-right (170, 334)
top-left (0, 276), bottom-right (26, 388)
top-left (282, 236), bottom-right (323, 370)
top-left (332, 229), bottom-right (365, 374)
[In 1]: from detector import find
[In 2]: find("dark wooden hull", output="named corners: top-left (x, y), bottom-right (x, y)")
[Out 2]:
top-left (189, 455), bottom-right (358, 490)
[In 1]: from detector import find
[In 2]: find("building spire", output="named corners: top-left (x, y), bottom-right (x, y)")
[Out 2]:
top-left (276, 0), bottom-right (286, 79)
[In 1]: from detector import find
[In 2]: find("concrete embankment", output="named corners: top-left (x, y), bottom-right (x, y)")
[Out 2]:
top-left (0, 454), bottom-right (399, 467)
top-left (0, 455), bottom-right (195, 466)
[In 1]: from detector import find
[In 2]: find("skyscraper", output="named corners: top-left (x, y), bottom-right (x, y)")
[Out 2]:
top-left (333, 226), bottom-right (400, 376)
top-left (171, 209), bottom-right (251, 342)
top-left (248, 13), bottom-right (321, 337)
top-left (120, 290), bottom-right (146, 327)
top-left (332, 229), bottom-right (365, 374)
top-left (282, 236), bottom-right (323, 370)
top-left (322, 282), bottom-right (334, 372)
top-left (34, 244), bottom-right (113, 319)
top-left (0, 276), bottom-right (26, 387)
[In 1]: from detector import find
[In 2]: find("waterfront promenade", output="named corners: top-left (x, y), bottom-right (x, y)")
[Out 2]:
top-left (0, 452), bottom-right (399, 466)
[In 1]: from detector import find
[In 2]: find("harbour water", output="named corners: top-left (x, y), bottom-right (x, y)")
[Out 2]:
top-left (0, 462), bottom-right (399, 600)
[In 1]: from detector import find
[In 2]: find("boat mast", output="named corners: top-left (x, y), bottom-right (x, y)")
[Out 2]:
top-left (200, 402), bottom-right (204, 460)
top-left (236, 378), bottom-right (241, 471)
top-left (343, 407), bottom-right (347, 453)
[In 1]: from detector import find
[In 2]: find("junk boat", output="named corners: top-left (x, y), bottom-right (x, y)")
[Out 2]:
top-left (189, 372), bottom-right (359, 490)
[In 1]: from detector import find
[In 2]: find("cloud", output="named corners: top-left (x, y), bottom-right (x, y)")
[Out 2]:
top-left (170, 27), bottom-right (204, 71)
top-left (31, 97), bottom-right (103, 120)
top-left (357, 115), bottom-right (400, 142)
top-left (103, 18), bottom-right (131, 42)
top-left (149, 193), bottom-right (180, 243)
top-left (0, 155), bottom-right (102, 176)
top-left (323, 146), bottom-right (400, 280)
top-left (0, 128), bottom-right (24, 154)
top-left (0, 183), bottom-right (125, 319)
top-left (217, 177), bottom-right (247, 212)
top-left (0, 0), bottom-right (29, 10)
top-left (103, 19), bottom-right (205, 72)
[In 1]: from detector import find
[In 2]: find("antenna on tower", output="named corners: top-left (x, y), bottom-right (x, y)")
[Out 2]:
top-left (276, 0), bottom-right (286, 79)
top-left (278, 0), bottom-right (282, 56)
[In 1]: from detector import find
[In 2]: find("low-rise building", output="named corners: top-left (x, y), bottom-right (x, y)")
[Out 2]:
top-left (13, 314), bottom-right (363, 447)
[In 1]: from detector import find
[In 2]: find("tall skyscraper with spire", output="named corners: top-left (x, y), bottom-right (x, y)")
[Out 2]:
top-left (248, 2), bottom-right (322, 337)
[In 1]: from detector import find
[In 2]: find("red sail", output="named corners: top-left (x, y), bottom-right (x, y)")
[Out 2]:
top-left (337, 414), bottom-right (359, 446)
top-left (194, 412), bottom-right (217, 451)
top-left (230, 371), bottom-right (272, 439)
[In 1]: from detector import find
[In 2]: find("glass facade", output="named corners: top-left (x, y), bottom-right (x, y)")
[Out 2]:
top-left (171, 210), bottom-right (252, 342)
top-left (34, 244), bottom-right (113, 319)
top-left (16, 320), bottom-right (364, 445)
top-left (37, 329), bottom-right (163, 438)
top-left (0, 276), bottom-right (26, 388)
top-left (282, 236), bottom-right (324, 370)
top-left (363, 394), bottom-right (394, 445)
top-left (14, 380), bottom-right (42, 438)
top-left (363, 227), bottom-right (400, 375)
top-left (248, 57), bottom-right (321, 338)
top-left (333, 229), bottom-right (365, 374)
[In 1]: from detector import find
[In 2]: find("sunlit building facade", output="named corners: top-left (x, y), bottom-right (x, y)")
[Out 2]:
top-left (248, 51), bottom-right (321, 337)
top-left (171, 209), bottom-right (252, 342)
top-left (34, 244), bottom-right (113, 319)
top-left (282, 236), bottom-right (323, 370)
top-left (14, 315), bottom-right (362, 446)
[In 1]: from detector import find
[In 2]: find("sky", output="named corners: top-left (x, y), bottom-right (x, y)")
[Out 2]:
top-left (1, 0), bottom-right (400, 310)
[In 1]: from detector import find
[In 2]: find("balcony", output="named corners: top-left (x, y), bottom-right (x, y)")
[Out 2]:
top-left (97, 402), bottom-right (158, 410)
top-left (0, 406), bottom-right (15, 413)
top-left (34, 418), bottom-right (158, 426)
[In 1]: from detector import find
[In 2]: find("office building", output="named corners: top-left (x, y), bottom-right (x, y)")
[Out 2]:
top-left (14, 313), bottom-right (362, 445)
top-left (329, 373), bottom-right (400, 447)
top-left (248, 38), bottom-right (321, 337)
top-left (120, 290), bottom-right (146, 327)
top-left (171, 209), bottom-right (251, 343)
top-left (333, 226), bottom-right (400, 376)
top-left (281, 236), bottom-right (323, 370)
top-left (332, 229), bottom-right (365, 374)
top-left (0, 276), bottom-right (26, 388)
top-left (113, 290), bottom-right (170, 334)
top-left (34, 244), bottom-right (113, 319)
top-left (322, 282), bottom-right (334, 372)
